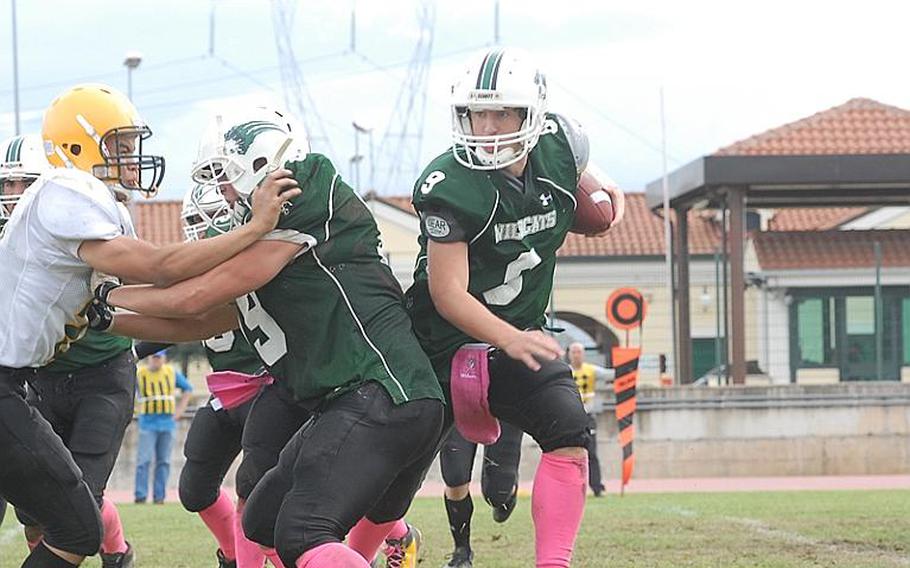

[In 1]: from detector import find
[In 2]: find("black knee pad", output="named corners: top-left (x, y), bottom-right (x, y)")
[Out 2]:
top-left (274, 512), bottom-right (339, 568)
top-left (235, 451), bottom-right (271, 501)
top-left (179, 461), bottom-right (222, 513)
top-left (488, 356), bottom-right (591, 453)
top-left (439, 428), bottom-right (477, 488)
top-left (43, 499), bottom-right (103, 557)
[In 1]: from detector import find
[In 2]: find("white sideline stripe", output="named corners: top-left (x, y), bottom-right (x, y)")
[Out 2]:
top-left (654, 504), bottom-right (910, 566)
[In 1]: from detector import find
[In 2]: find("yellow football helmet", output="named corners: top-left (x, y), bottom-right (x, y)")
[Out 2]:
top-left (42, 83), bottom-right (164, 197)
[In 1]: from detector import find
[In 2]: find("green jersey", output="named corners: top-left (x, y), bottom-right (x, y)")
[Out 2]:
top-left (203, 330), bottom-right (263, 375)
top-left (406, 113), bottom-right (584, 372)
top-left (234, 153), bottom-right (442, 404)
top-left (43, 329), bottom-right (132, 373)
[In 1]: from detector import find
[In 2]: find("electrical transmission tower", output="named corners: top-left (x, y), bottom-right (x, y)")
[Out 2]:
top-left (272, 0), bottom-right (335, 159)
top-left (376, 0), bottom-right (435, 194)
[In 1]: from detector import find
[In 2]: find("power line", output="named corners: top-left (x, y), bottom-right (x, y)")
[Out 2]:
top-left (0, 54), bottom-right (210, 98)
top-left (552, 79), bottom-right (684, 165)
top-left (375, 0), bottom-right (436, 194)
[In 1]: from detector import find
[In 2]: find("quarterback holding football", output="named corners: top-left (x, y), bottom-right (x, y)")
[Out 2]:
top-left (405, 47), bottom-right (624, 568)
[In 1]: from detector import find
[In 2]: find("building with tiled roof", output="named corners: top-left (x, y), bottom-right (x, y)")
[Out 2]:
top-left (132, 200), bottom-right (183, 246)
top-left (715, 98), bottom-right (910, 156)
top-left (754, 230), bottom-right (910, 271)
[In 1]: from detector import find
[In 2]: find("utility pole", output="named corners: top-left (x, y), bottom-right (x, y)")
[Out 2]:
top-left (11, 0), bottom-right (21, 135)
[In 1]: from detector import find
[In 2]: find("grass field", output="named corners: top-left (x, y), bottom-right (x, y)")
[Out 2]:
top-left (1, 491), bottom-right (908, 567)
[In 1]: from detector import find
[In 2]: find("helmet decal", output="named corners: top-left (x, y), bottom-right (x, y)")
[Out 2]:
top-left (224, 121), bottom-right (286, 156)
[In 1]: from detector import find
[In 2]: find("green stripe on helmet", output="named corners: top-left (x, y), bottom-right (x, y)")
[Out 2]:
top-left (480, 49), bottom-right (503, 90)
top-left (5, 135), bottom-right (24, 164)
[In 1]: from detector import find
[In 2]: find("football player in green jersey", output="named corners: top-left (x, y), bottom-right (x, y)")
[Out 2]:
top-left (172, 192), bottom-right (270, 568)
top-left (91, 106), bottom-right (444, 568)
top-left (405, 48), bottom-right (624, 568)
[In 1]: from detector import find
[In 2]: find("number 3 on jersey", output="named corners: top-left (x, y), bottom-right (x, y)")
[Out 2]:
top-left (236, 292), bottom-right (287, 365)
top-left (482, 248), bottom-right (542, 306)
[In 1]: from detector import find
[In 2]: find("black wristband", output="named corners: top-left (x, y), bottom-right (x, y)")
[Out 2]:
top-left (94, 280), bottom-right (121, 305)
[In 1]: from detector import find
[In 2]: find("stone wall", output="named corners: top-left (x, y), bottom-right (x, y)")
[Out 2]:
top-left (106, 382), bottom-right (910, 496)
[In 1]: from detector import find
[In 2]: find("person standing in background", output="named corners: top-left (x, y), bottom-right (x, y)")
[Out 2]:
top-left (135, 350), bottom-right (193, 504)
top-left (568, 342), bottom-right (613, 497)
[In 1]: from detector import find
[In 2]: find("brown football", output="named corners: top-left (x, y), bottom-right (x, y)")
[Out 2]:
top-left (570, 169), bottom-right (615, 235)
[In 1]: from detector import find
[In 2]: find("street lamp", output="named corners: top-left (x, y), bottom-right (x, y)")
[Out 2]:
top-left (352, 120), bottom-right (374, 192)
top-left (349, 154), bottom-right (364, 191)
top-left (123, 51), bottom-right (143, 101)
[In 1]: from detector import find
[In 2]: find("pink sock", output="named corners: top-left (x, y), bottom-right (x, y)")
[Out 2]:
top-left (296, 542), bottom-right (369, 568)
top-left (532, 452), bottom-right (588, 568)
top-left (264, 547), bottom-right (288, 568)
top-left (198, 489), bottom-right (236, 560)
top-left (346, 517), bottom-right (402, 562)
top-left (386, 519), bottom-right (408, 541)
top-left (234, 500), bottom-right (266, 568)
top-left (100, 498), bottom-right (128, 554)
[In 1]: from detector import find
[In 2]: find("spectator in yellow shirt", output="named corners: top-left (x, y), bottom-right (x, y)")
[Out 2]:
top-left (568, 343), bottom-right (613, 496)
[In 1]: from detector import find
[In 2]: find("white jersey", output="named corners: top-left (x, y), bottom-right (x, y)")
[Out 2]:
top-left (0, 168), bottom-right (134, 368)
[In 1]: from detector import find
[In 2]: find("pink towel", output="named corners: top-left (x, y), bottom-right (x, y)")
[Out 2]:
top-left (450, 344), bottom-right (500, 444)
top-left (206, 371), bottom-right (274, 410)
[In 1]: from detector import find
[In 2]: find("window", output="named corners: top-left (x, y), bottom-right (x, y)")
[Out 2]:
top-left (797, 299), bottom-right (824, 365)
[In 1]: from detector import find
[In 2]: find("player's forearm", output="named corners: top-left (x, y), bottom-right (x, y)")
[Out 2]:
top-left (432, 287), bottom-right (521, 350)
top-left (110, 310), bottom-right (236, 342)
top-left (150, 222), bottom-right (267, 287)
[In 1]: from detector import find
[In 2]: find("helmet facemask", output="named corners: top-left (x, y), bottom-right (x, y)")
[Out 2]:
top-left (182, 183), bottom-right (234, 241)
top-left (449, 48), bottom-right (548, 171)
top-left (93, 125), bottom-right (165, 200)
top-left (192, 110), bottom-right (300, 225)
top-left (452, 105), bottom-right (544, 170)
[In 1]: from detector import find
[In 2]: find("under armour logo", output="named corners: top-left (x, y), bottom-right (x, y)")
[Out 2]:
top-left (539, 193), bottom-right (553, 207)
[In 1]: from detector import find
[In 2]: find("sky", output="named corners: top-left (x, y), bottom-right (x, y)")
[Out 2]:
top-left (2, 0), bottom-right (910, 200)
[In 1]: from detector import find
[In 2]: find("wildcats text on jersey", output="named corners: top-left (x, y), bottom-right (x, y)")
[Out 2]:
top-left (493, 210), bottom-right (557, 243)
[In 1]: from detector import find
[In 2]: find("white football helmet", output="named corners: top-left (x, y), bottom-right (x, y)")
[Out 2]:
top-left (450, 48), bottom-right (548, 170)
top-left (191, 105), bottom-right (309, 208)
top-left (181, 184), bottom-right (233, 241)
top-left (0, 133), bottom-right (50, 220)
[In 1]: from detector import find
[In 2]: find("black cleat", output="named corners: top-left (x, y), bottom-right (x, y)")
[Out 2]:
top-left (443, 546), bottom-right (473, 568)
top-left (492, 485), bottom-right (518, 523)
top-left (101, 541), bottom-right (135, 568)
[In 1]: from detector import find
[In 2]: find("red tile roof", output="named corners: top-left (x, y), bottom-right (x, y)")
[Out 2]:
top-left (376, 193), bottom-right (723, 257)
top-left (754, 230), bottom-right (910, 270)
top-left (131, 200), bottom-right (183, 246)
top-left (124, 195), bottom-right (887, 267)
top-left (767, 207), bottom-right (867, 231)
top-left (558, 193), bottom-right (721, 257)
top-left (715, 98), bottom-right (910, 156)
